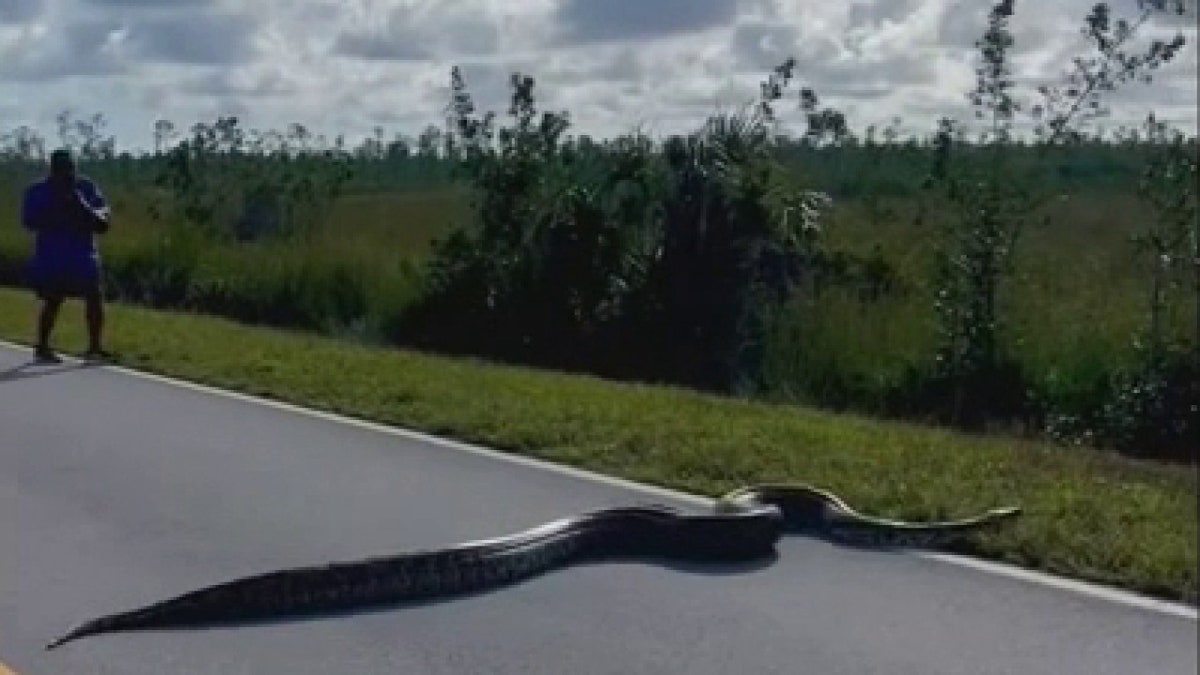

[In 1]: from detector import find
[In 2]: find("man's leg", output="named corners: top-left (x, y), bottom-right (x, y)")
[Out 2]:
top-left (84, 286), bottom-right (107, 356)
top-left (35, 292), bottom-right (64, 363)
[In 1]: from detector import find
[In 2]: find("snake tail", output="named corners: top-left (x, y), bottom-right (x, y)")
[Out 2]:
top-left (46, 516), bottom-right (593, 650)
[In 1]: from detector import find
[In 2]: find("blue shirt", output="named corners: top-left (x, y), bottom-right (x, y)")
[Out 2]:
top-left (20, 176), bottom-right (108, 273)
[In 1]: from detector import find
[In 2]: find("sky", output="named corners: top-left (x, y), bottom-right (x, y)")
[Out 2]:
top-left (0, 0), bottom-right (1196, 154)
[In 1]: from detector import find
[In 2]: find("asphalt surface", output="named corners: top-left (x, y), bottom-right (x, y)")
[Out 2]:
top-left (1, 343), bottom-right (1196, 674)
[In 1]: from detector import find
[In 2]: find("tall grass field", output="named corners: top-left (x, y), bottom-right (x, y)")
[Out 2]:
top-left (0, 174), bottom-right (1182, 388)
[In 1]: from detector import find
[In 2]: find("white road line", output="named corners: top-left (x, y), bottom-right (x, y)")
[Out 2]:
top-left (2, 338), bottom-right (1196, 621)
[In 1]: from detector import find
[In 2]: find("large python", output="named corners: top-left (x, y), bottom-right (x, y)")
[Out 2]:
top-left (46, 483), bottom-right (1020, 650)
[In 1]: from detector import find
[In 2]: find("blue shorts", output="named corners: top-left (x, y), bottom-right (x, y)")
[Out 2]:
top-left (26, 256), bottom-right (102, 299)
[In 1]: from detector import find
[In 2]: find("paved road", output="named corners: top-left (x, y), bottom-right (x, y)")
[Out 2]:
top-left (1, 343), bottom-right (1196, 675)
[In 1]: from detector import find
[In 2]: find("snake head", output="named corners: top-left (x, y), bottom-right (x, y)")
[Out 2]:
top-left (986, 506), bottom-right (1022, 520)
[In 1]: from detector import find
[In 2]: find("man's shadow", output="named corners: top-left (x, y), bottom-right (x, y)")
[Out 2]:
top-left (0, 359), bottom-right (97, 384)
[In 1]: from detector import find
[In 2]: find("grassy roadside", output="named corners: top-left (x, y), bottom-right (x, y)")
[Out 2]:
top-left (1, 286), bottom-right (1195, 606)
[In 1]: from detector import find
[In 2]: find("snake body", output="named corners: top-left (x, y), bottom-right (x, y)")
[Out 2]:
top-left (46, 483), bottom-right (1020, 650)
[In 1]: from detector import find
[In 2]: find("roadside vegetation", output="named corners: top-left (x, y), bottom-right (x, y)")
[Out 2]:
top-left (0, 1), bottom-right (1195, 600)
top-left (0, 286), bottom-right (1194, 605)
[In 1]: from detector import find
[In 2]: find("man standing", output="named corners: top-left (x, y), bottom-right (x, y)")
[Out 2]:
top-left (20, 148), bottom-right (112, 364)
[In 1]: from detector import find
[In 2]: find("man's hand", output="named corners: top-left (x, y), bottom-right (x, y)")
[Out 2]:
top-left (56, 185), bottom-right (109, 234)
top-left (74, 189), bottom-right (111, 233)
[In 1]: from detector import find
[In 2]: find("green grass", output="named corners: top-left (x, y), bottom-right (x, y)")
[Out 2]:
top-left (4, 185), bottom-right (1183, 359)
top-left (2, 286), bottom-right (1194, 606)
top-left (2, 175), bottom-right (1189, 394)
top-left (758, 190), bottom-right (1194, 416)
top-left (0, 183), bottom-right (474, 338)
top-left (0, 182), bottom-right (472, 267)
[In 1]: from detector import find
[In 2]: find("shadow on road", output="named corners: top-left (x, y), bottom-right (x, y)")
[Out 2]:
top-left (0, 360), bottom-right (99, 384)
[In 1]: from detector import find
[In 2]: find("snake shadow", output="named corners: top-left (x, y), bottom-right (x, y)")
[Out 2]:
top-left (86, 551), bottom-right (784, 640)
top-left (803, 535), bottom-right (914, 555)
top-left (784, 532), bottom-right (992, 561)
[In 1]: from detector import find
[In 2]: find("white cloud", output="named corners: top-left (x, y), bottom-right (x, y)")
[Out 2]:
top-left (0, 0), bottom-right (1194, 153)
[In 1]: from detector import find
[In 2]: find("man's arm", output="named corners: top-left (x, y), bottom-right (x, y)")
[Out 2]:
top-left (74, 179), bottom-right (111, 234)
top-left (20, 184), bottom-right (49, 232)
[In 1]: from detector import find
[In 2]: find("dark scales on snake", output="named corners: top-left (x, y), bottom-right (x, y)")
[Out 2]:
top-left (46, 483), bottom-right (1021, 650)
